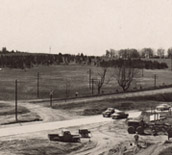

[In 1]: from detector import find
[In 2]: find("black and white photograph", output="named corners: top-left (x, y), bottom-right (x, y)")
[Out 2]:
top-left (0, 0), bottom-right (172, 154)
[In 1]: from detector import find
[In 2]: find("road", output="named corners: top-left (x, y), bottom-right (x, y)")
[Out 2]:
top-left (0, 111), bottom-right (140, 138)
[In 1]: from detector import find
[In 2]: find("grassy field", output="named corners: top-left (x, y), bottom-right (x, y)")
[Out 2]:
top-left (0, 64), bottom-right (172, 100)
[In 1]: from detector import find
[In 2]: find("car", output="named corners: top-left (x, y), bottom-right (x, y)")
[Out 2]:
top-left (102, 108), bottom-right (115, 117)
top-left (156, 104), bottom-right (171, 111)
top-left (111, 111), bottom-right (129, 119)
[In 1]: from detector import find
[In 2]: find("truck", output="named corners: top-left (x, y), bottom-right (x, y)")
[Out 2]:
top-left (48, 130), bottom-right (80, 142)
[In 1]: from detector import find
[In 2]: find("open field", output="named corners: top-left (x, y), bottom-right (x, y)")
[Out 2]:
top-left (0, 64), bottom-right (172, 100)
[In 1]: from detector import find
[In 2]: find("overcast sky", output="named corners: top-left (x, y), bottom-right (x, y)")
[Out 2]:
top-left (0, 0), bottom-right (172, 55)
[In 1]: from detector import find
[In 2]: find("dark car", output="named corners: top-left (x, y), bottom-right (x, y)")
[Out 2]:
top-left (111, 111), bottom-right (128, 119)
top-left (102, 108), bottom-right (115, 117)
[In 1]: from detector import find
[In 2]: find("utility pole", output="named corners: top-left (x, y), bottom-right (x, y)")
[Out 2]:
top-left (89, 69), bottom-right (91, 89)
top-left (154, 74), bottom-right (157, 88)
top-left (15, 80), bottom-right (18, 122)
top-left (37, 72), bottom-right (39, 98)
top-left (91, 79), bottom-right (94, 95)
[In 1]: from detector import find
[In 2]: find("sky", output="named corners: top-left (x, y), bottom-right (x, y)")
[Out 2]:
top-left (0, 0), bottom-right (172, 56)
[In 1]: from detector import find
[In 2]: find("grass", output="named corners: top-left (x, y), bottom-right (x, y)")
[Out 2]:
top-left (0, 64), bottom-right (172, 101)
top-left (0, 106), bottom-right (29, 116)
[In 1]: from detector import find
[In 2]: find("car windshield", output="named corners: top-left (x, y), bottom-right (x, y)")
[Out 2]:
top-left (117, 112), bottom-right (124, 114)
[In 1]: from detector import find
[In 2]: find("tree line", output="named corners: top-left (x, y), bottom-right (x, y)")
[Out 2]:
top-left (0, 48), bottom-right (98, 69)
top-left (105, 47), bottom-right (172, 59)
top-left (0, 47), bottom-right (168, 70)
top-left (100, 59), bottom-right (168, 69)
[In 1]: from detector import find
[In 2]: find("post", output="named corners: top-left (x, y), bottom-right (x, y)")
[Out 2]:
top-left (154, 74), bottom-right (157, 88)
top-left (91, 79), bottom-right (94, 95)
top-left (50, 91), bottom-right (53, 108)
top-left (15, 80), bottom-right (18, 122)
top-left (37, 72), bottom-right (39, 98)
top-left (89, 69), bottom-right (91, 89)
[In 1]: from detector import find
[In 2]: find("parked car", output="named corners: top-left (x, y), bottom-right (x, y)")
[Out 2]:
top-left (111, 111), bottom-right (128, 119)
top-left (156, 104), bottom-right (171, 111)
top-left (102, 108), bottom-right (115, 117)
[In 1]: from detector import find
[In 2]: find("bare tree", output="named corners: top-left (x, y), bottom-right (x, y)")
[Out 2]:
top-left (95, 67), bottom-right (108, 94)
top-left (115, 64), bottom-right (139, 92)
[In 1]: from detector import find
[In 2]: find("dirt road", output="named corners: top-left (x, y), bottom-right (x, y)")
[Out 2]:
top-left (0, 111), bottom-right (140, 138)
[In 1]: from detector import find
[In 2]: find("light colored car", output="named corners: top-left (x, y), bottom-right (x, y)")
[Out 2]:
top-left (102, 108), bottom-right (114, 117)
top-left (156, 104), bottom-right (171, 111)
top-left (111, 111), bottom-right (129, 119)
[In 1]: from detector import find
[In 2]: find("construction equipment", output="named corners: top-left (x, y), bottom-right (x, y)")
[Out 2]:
top-left (127, 119), bottom-right (147, 134)
top-left (48, 130), bottom-right (80, 142)
top-left (127, 118), bottom-right (172, 135)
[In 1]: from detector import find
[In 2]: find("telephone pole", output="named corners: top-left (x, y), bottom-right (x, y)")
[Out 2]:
top-left (15, 80), bottom-right (18, 122)
top-left (91, 78), bottom-right (95, 95)
top-left (89, 69), bottom-right (91, 89)
top-left (154, 74), bottom-right (157, 88)
top-left (37, 72), bottom-right (39, 98)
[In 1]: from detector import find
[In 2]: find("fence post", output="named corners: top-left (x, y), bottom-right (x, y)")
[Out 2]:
top-left (154, 74), bottom-right (157, 88)
top-left (50, 90), bottom-right (53, 108)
